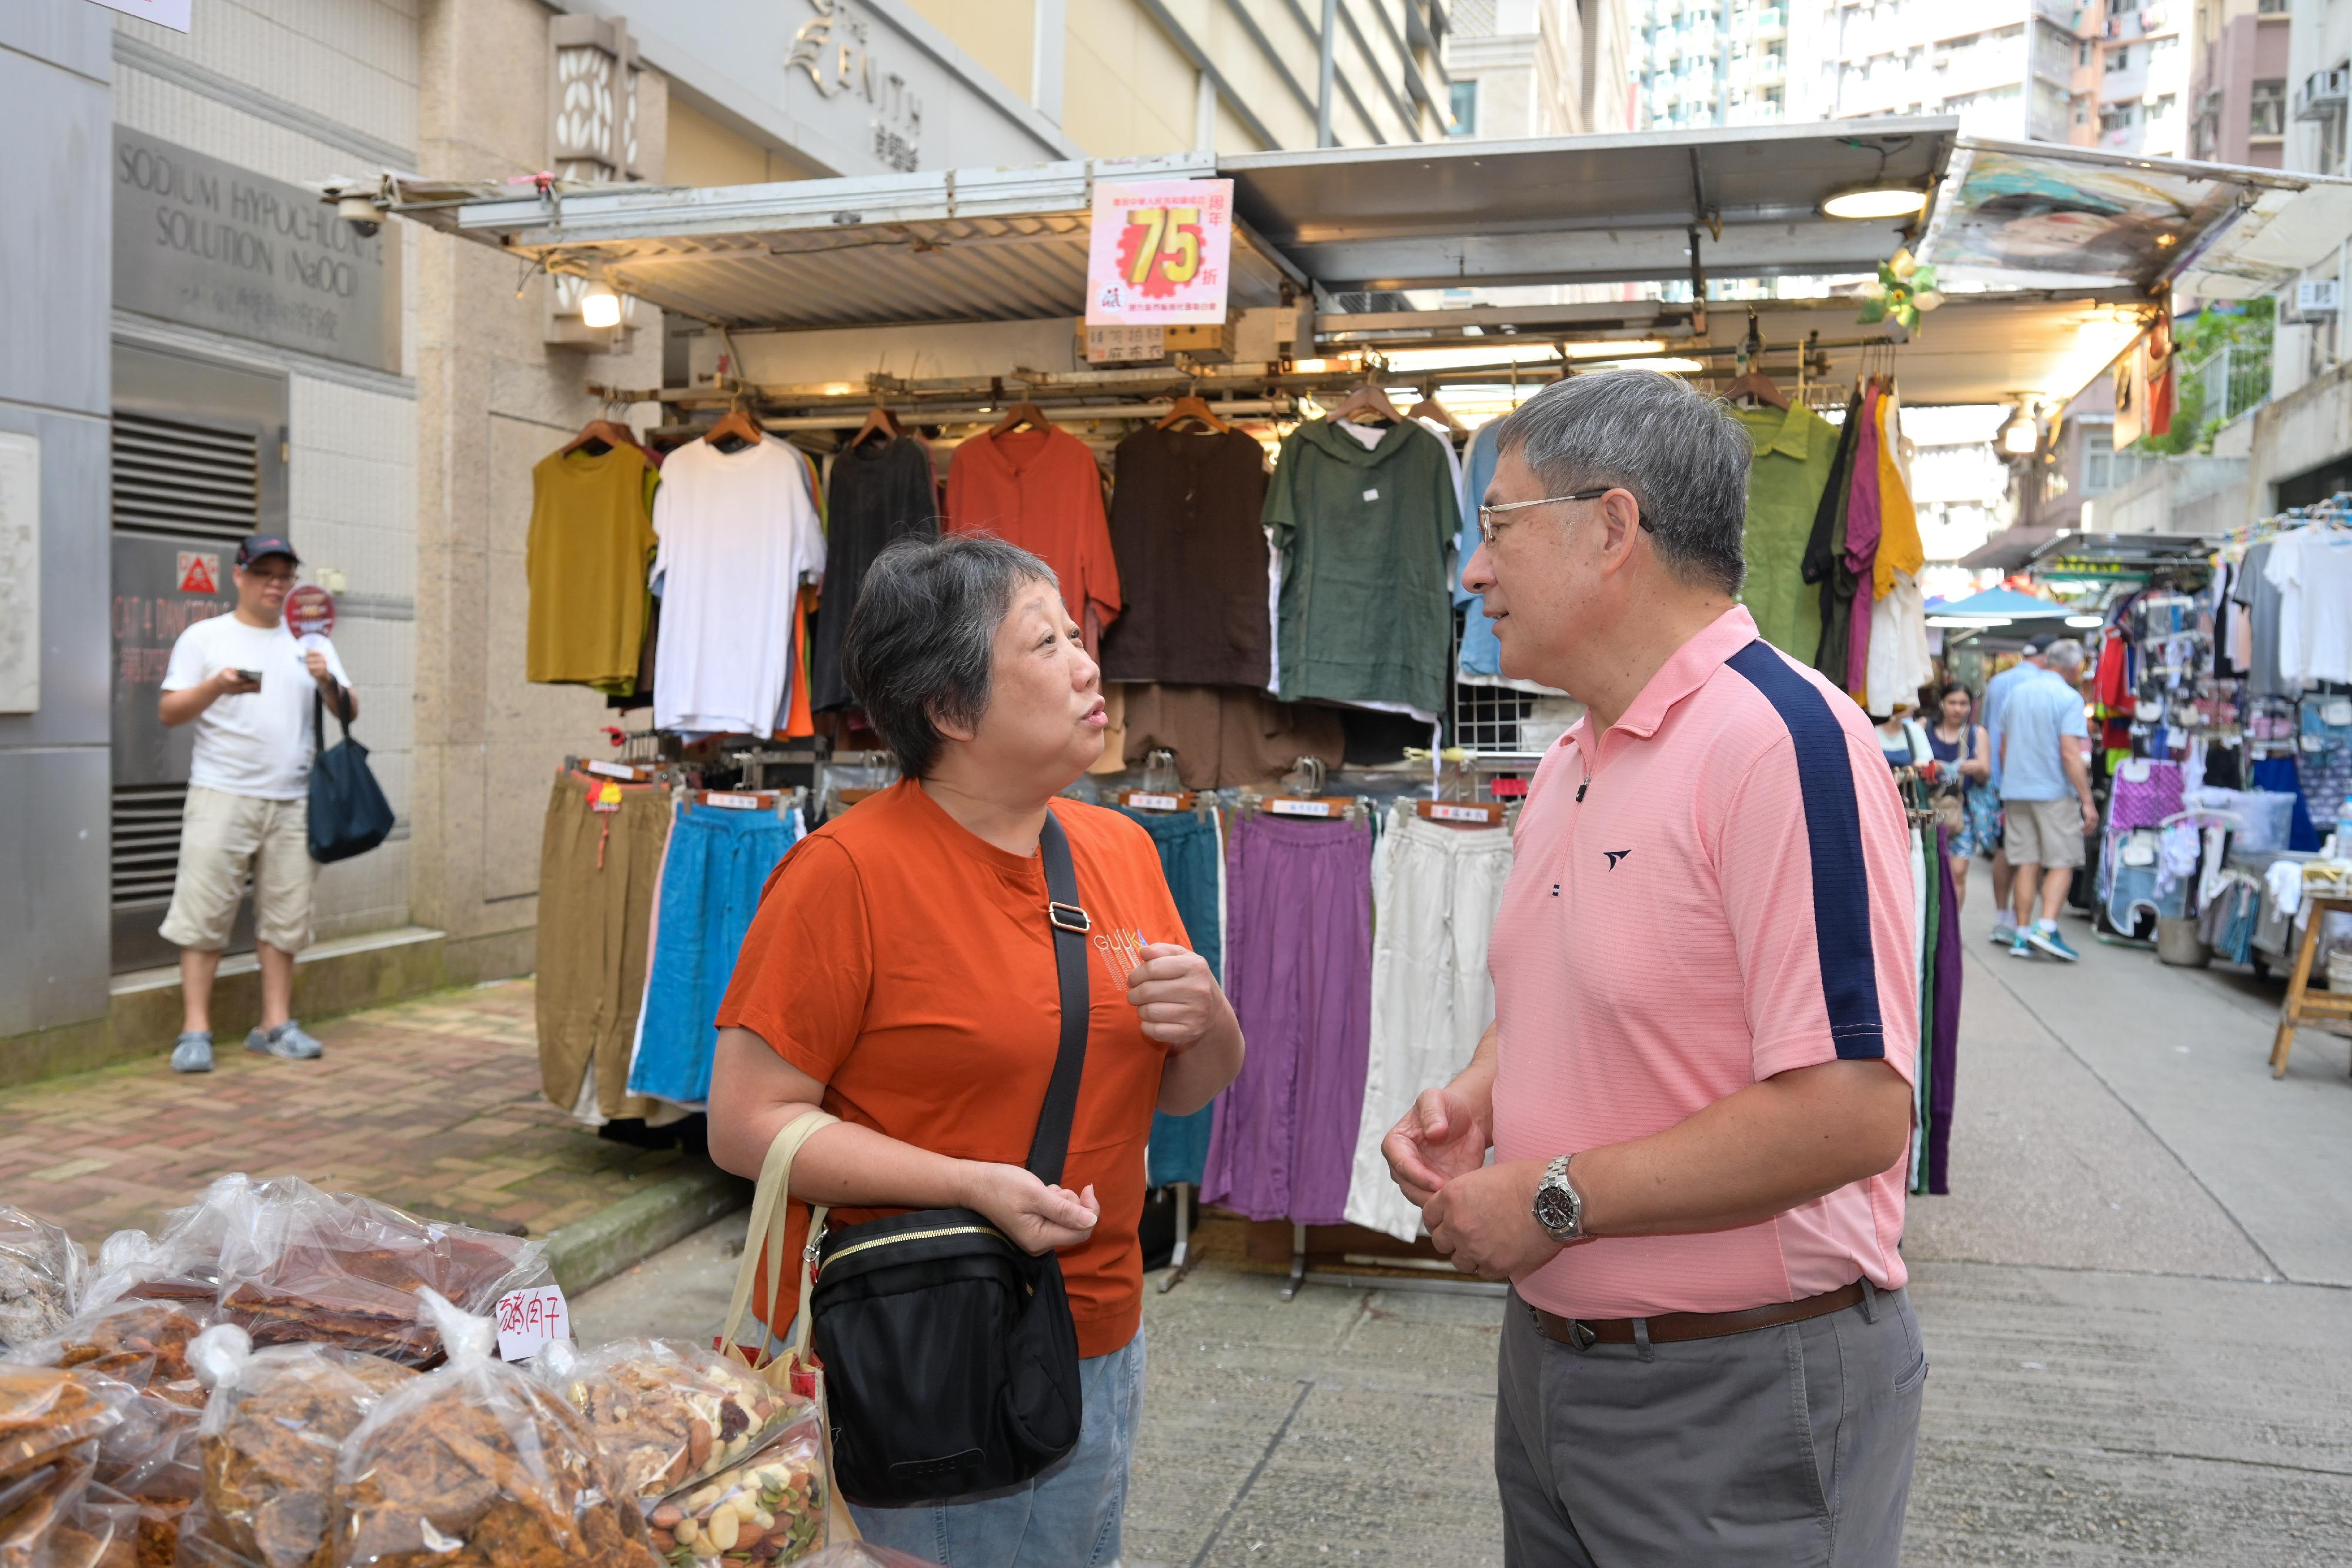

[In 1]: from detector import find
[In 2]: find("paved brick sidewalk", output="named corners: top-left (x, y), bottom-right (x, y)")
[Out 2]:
top-left (0, 979), bottom-right (693, 1248)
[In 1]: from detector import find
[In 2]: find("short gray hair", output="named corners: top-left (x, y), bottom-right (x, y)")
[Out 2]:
top-left (843, 534), bottom-right (1060, 778)
top-left (1490, 370), bottom-right (1753, 596)
top-left (2040, 637), bottom-right (2086, 673)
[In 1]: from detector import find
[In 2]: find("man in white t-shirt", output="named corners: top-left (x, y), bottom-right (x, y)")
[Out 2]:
top-left (158, 534), bottom-right (356, 1073)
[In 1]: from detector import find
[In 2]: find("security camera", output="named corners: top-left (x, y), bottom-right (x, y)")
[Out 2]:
top-left (337, 194), bottom-right (382, 238)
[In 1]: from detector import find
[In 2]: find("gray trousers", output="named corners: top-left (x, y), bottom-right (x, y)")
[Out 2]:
top-left (1496, 1285), bottom-right (1925, 1567)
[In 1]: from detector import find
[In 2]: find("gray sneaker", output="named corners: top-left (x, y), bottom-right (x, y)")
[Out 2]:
top-left (246, 1021), bottom-right (325, 1061)
top-left (170, 1032), bottom-right (214, 1074)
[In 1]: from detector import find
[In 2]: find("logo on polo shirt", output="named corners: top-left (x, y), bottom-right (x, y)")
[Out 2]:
top-left (1603, 850), bottom-right (1632, 870)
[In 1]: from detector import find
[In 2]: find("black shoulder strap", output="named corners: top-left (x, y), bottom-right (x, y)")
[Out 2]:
top-left (312, 684), bottom-right (353, 758)
top-left (1025, 808), bottom-right (1090, 1185)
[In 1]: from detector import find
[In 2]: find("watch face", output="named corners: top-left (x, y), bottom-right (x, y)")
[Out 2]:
top-left (1534, 1186), bottom-right (1574, 1232)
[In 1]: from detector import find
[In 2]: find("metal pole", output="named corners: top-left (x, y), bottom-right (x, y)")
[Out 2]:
top-left (1317, 0), bottom-right (1338, 146)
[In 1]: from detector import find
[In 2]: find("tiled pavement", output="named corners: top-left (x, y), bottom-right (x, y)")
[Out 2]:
top-left (0, 980), bottom-right (692, 1248)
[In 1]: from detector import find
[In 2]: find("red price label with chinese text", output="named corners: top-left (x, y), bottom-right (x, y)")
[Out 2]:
top-left (1085, 179), bottom-right (1234, 326)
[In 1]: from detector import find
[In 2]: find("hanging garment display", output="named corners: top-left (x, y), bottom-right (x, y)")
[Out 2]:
top-left (1264, 418), bottom-right (1458, 715)
top-left (526, 442), bottom-right (659, 689)
top-left (1118, 684), bottom-right (1345, 789)
top-left (1454, 421), bottom-right (1507, 679)
top-left (1802, 390), bottom-right (1865, 687)
top-left (2262, 525), bottom-right (2352, 687)
top-left (1843, 385), bottom-right (1883, 698)
top-left (1117, 805), bottom-right (1227, 1188)
top-left (946, 424), bottom-right (1122, 635)
top-left (1730, 400), bottom-right (1842, 662)
top-left (1099, 425), bottom-right (1271, 686)
top-left (810, 435), bottom-right (938, 712)
top-left (651, 437), bottom-right (827, 735)
top-left (2232, 539), bottom-right (2290, 700)
top-left (1927, 827), bottom-right (1960, 1195)
top-left (1343, 807), bottom-right (1514, 1242)
top-left (534, 768), bottom-right (672, 1125)
top-left (1201, 811), bottom-right (1373, 1225)
top-left (628, 798), bottom-right (805, 1108)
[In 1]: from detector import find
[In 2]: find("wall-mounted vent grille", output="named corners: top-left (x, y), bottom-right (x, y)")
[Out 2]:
top-left (112, 412), bottom-right (260, 542)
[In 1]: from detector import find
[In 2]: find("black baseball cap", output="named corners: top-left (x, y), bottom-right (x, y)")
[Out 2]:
top-left (236, 534), bottom-right (300, 567)
top-left (2017, 636), bottom-right (2045, 656)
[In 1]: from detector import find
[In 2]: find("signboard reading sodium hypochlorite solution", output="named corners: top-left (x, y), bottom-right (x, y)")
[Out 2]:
top-left (1085, 179), bottom-right (1235, 327)
top-left (113, 129), bottom-right (400, 372)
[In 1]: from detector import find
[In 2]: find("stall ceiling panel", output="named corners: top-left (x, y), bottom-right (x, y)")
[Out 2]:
top-left (1219, 119), bottom-right (1959, 289)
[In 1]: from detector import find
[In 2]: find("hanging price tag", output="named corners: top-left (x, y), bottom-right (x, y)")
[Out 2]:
top-left (1085, 179), bottom-right (1235, 326)
top-left (493, 1285), bottom-right (571, 1362)
top-left (702, 791), bottom-right (762, 811)
top-left (1269, 798), bottom-right (1335, 818)
top-left (1125, 793), bottom-right (1183, 811)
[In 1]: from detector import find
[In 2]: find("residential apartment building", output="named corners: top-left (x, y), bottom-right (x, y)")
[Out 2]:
top-left (1639, 0), bottom-right (1792, 127)
top-left (2188, 0), bottom-right (2293, 166)
top-left (1447, 0), bottom-right (1636, 138)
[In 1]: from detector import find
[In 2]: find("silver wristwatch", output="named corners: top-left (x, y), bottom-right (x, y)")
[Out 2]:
top-left (1531, 1154), bottom-right (1585, 1243)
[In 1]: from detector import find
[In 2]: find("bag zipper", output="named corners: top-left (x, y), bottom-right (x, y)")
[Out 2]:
top-left (819, 1223), bottom-right (1004, 1275)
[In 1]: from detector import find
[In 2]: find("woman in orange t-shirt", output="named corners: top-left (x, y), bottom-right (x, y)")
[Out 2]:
top-left (709, 534), bottom-right (1244, 1567)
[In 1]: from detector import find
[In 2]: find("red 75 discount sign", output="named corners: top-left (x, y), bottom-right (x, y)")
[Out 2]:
top-left (1086, 179), bottom-right (1234, 326)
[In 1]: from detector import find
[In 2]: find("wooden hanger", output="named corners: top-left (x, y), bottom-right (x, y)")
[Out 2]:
top-left (1719, 364), bottom-right (1789, 410)
top-left (1328, 380), bottom-right (1404, 426)
top-left (988, 400), bottom-right (1050, 437)
top-left (848, 405), bottom-right (906, 449)
top-left (559, 417), bottom-right (640, 457)
top-left (1155, 394), bottom-right (1230, 433)
top-left (1407, 390), bottom-right (1465, 433)
top-left (703, 406), bottom-right (766, 450)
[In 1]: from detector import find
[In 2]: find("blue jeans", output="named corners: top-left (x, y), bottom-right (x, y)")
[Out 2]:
top-left (848, 1329), bottom-right (1146, 1568)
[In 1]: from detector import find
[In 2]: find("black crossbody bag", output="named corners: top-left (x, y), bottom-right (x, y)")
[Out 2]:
top-left (807, 808), bottom-right (1092, 1506)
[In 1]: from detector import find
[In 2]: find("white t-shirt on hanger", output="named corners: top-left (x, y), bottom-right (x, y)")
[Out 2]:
top-left (2263, 526), bottom-right (2352, 687)
top-left (652, 437), bottom-right (826, 735)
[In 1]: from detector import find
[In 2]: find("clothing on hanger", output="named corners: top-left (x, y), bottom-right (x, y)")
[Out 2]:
top-left (1730, 400), bottom-right (1842, 662)
top-left (1265, 418), bottom-right (1459, 715)
top-left (1099, 424), bottom-right (1271, 687)
top-left (650, 437), bottom-right (827, 735)
top-left (1118, 804), bottom-right (1227, 1188)
top-left (527, 440), bottom-right (660, 688)
top-left (946, 423), bottom-right (1121, 636)
top-left (536, 769), bottom-right (672, 1126)
top-left (1117, 684), bottom-right (1346, 790)
top-left (811, 434), bottom-right (939, 712)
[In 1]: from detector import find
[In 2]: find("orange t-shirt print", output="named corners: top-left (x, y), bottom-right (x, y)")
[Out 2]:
top-left (716, 780), bottom-right (1189, 1358)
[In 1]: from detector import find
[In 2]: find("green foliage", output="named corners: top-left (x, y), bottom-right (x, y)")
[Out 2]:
top-left (2132, 298), bottom-right (2276, 456)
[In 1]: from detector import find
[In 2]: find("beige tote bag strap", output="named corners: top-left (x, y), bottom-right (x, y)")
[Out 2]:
top-left (719, 1107), bottom-right (838, 1357)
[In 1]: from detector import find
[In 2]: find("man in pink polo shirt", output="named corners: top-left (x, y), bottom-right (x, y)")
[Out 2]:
top-left (1384, 370), bottom-right (1923, 1566)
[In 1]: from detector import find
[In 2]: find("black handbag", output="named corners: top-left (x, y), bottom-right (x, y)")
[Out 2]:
top-left (307, 686), bottom-right (395, 864)
top-left (808, 808), bottom-right (1091, 1506)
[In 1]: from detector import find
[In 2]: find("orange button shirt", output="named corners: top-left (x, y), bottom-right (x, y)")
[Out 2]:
top-left (715, 780), bottom-right (1186, 1358)
top-left (946, 427), bottom-right (1122, 633)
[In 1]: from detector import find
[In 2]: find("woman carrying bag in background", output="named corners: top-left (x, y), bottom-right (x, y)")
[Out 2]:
top-left (706, 535), bottom-right (1245, 1568)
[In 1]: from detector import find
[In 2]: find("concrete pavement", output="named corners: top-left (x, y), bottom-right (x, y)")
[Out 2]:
top-left (574, 864), bottom-right (2352, 1566)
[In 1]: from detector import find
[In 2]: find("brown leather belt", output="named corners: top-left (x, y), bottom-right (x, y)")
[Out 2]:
top-left (1527, 1281), bottom-right (1867, 1349)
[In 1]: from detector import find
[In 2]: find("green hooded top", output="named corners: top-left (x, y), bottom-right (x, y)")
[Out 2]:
top-left (1264, 419), bottom-right (1459, 714)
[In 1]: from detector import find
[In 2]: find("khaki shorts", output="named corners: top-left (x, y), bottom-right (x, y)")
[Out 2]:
top-left (2002, 795), bottom-right (2087, 870)
top-left (159, 785), bottom-right (316, 953)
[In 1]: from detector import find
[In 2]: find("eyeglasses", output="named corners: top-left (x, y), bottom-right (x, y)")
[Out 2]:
top-left (1475, 487), bottom-right (1649, 546)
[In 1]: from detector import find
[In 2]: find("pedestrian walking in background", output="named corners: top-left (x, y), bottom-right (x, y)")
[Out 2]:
top-left (1979, 638), bottom-right (2046, 944)
top-left (157, 534), bottom-right (355, 1074)
top-left (1926, 680), bottom-right (1993, 910)
top-left (1996, 637), bottom-right (2096, 962)
top-left (1386, 371), bottom-right (1924, 1567)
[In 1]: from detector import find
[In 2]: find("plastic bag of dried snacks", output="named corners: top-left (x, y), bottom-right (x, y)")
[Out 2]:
top-left (215, 1182), bottom-right (547, 1368)
top-left (331, 1292), bottom-right (656, 1568)
top-left (175, 1325), bottom-right (415, 1568)
top-left (534, 1341), bottom-right (811, 1505)
top-left (0, 1362), bottom-right (126, 1568)
top-left (0, 1212), bottom-right (88, 1355)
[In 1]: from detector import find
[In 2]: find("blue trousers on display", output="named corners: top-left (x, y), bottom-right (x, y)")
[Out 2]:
top-left (629, 804), bottom-right (803, 1105)
top-left (1118, 808), bottom-right (1223, 1187)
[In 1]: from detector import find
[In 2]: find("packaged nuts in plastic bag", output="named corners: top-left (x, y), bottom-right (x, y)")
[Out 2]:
top-left (533, 1342), bottom-right (810, 1505)
top-left (332, 1292), bottom-right (656, 1568)
top-left (176, 1325), bottom-right (415, 1568)
top-left (641, 1406), bottom-right (827, 1568)
top-left (0, 1212), bottom-right (87, 1354)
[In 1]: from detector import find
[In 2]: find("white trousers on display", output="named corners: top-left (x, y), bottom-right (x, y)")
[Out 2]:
top-left (1344, 809), bottom-right (1515, 1242)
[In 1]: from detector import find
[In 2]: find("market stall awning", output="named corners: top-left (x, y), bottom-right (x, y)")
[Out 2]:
top-left (1930, 587), bottom-right (2077, 622)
